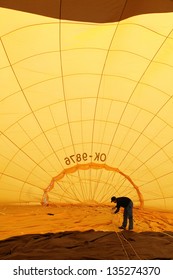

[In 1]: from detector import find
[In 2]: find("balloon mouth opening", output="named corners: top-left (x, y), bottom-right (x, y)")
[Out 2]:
top-left (41, 162), bottom-right (144, 207)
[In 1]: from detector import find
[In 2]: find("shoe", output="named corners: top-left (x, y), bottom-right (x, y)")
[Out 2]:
top-left (128, 228), bottom-right (133, 231)
top-left (119, 226), bottom-right (126, 230)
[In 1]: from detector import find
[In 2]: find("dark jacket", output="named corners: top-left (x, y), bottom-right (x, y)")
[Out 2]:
top-left (114, 197), bottom-right (132, 213)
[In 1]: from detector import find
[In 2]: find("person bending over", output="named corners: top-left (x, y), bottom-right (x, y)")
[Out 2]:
top-left (111, 196), bottom-right (133, 230)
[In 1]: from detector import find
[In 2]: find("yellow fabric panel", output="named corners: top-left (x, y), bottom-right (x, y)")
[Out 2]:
top-left (13, 53), bottom-right (62, 88)
top-left (130, 85), bottom-right (168, 114)
top-left (111, 22), bottom-right (165, 59)
top-left (62, 49), bottom-right (107, 76)
top-left (61, 23), bottom-right (116, 50)
top-left (2, 24), bottom-right (60, 64)
top-left (0, 92), bottom-right (31, 131)
top-left (141, 63), bottom-right (173, 97)
top-left (0, 42), bottom-right (10, 67)
top-left (104, 51), bottom-right (149, 80)
top-left (124, 13), bottom-right (173, 36)
top-left (64, 75), bottom-right (100, 99)
top-left (0, 68), bottom-right (20, 99)
top-left (99, 76), bottom-right (136, 101)
top-left (155, 37), bottom-right (173, 65)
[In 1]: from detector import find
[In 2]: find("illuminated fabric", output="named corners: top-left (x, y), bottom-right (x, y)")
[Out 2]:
top-left (0, 0), bottom-right (173, 210)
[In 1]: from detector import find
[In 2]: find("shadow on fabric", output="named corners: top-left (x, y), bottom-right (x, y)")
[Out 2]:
top-left (0, 229), bottom-right (173, 260)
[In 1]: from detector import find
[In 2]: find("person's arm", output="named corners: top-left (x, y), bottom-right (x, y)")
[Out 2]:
top-left (114, 205), bottom-right (120, 214)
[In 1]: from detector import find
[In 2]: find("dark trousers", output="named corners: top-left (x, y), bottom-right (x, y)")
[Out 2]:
top-left (122, 201), bottom-right (133, 230)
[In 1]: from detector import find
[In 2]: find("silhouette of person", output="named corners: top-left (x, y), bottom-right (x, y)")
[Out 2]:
top-left (111, 196), bottom-right (133, 230)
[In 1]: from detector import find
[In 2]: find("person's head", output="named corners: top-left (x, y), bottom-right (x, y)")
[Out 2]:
top-left (111, 196), bottom-right (117, 203)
